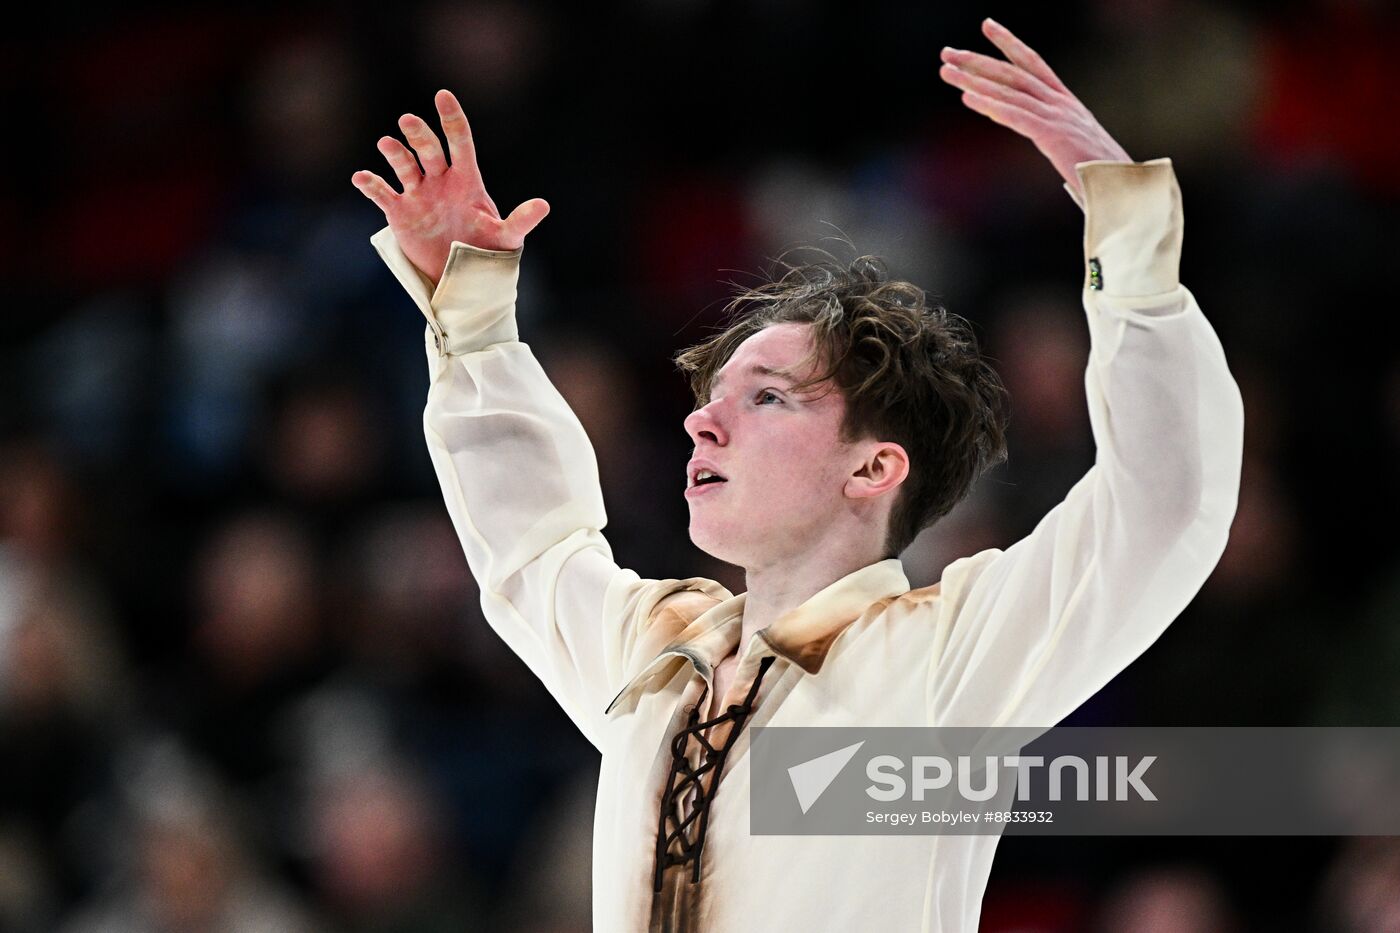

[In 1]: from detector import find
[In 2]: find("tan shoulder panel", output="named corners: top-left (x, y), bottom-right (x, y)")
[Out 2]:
top-left (648, 588), bottom-right (726, 641)
top-left (900, 581), bottom-right (942, 604)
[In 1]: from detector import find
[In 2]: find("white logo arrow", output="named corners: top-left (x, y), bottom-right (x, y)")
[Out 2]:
top-left (787, 741), bottom-right (866, 814)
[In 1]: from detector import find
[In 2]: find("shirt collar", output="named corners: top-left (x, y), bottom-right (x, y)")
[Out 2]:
top-left (604, 557), bottom-right (909, 715)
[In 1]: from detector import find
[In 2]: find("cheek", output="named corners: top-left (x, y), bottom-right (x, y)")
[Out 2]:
top-left (752, 432), bottom-right (847, 502)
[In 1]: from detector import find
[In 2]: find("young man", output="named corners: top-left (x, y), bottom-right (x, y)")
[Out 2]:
top-left (353, 17), bottom-right (1243, 933)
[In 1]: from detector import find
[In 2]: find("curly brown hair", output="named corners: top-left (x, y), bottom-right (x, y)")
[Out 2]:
top-left (673, 246), bottom-right (1010, 558)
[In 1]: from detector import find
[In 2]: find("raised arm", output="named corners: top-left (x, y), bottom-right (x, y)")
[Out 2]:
top-left (353, 91), bottom-right (726, 745)
top-left (925, 22), bottom-right (1244, 728)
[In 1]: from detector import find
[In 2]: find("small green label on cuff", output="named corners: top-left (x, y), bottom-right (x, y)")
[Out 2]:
top-left (1088, 257), bottom-right (1103, 290)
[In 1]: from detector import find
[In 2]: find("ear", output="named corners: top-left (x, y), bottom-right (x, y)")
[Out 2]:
top-left (845, 442), bottom-right (909, 500)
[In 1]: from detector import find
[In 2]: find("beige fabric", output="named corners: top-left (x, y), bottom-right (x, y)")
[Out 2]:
top-left (368, 157), bottom-right (1244, 932)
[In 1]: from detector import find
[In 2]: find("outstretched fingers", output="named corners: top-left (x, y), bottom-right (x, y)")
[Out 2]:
top-left (939, 61), bottom-right (1053, 120)
top-left (434, 89), bottom-right (479, 177)
top-left (981, 18), bottom-right (1071, 96)
top-left (940, 46), bottom-right (1058, 105)
top-left (957, 89), bottom-right (1049, 141)
top-left (376, 136), bottom-right (423, 192)
top-left (351, 170), bottom-right (398, 214)
top-left (399, 113), bottom-right (449, 176)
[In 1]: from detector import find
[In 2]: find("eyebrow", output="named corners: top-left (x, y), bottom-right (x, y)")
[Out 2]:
top-left (708, 364), bottom-right (797, 397)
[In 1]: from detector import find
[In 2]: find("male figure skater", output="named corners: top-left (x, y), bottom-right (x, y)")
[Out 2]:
top-left (353, 17), bottom-right (1243, 932)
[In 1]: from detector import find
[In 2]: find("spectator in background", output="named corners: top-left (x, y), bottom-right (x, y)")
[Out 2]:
top-left (1315, 838), bottom-right (1400, 933)
top-left (0, 441), bottom-right (135, 918)
top-left (59, 737), bottom-right (321, 933)
top-left (1094, 866), bottom-right (1240, 933)
top-left (303, 759), bottom-right (486, 933)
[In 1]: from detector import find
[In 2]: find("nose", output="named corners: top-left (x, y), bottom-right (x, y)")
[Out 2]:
top-left (683, 398), bottom-right (727, 447)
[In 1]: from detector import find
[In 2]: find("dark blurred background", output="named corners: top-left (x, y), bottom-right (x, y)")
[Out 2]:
top-left (1, 0), bottom-right (1398, 930)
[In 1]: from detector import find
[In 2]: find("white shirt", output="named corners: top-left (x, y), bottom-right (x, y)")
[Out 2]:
top-left (369, 157), bottom-right (1244, 932)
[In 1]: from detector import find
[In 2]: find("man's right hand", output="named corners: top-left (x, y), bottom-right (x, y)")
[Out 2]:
top-left (352, 89), bottom-right (549, 288)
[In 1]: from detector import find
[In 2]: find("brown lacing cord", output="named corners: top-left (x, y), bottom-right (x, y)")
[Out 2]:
top-left (653, 654), bottom-right (777, 893)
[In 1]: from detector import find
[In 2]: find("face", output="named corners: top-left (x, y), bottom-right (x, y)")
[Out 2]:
top-left (683, 322), bottom-right (870, 568)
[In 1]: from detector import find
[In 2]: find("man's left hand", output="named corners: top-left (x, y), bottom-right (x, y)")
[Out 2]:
top-left (939, 18), bottom-right (1131, 199)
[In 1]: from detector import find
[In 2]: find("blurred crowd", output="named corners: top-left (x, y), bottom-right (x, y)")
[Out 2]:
top-left (2, 0), bottom-right (1399, 930)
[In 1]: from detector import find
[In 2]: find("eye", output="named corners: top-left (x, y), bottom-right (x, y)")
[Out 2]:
top-left (755, 389), bottom-right (783, 405)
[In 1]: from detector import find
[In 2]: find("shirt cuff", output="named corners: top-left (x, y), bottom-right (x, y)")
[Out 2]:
top-left (370, 225), bottom-right (524, 356)
top-left (1076, 157), bottom-right (1182, 299)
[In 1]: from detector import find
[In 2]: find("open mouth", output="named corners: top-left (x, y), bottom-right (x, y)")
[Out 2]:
top-left (686, 469), bottom-right (728, 496)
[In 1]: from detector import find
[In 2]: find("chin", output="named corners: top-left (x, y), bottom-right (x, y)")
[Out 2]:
top-left (687, 518), bottom-right (750, 567)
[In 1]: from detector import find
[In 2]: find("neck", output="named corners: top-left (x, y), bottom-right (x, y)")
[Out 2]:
top-left (738, 542), bottom-right (887, 650)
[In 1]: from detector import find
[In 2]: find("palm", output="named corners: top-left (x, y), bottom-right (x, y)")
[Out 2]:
top-left (352, 89), bottom-right (549, 287)
top-left (385, 160), bottom-right (513, 282)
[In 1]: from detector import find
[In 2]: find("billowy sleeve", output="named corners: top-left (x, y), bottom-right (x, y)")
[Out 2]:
top-left (370, 228), bottom-right (729, 747)
top-left (926, 158), bottom-right (1244, 729)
